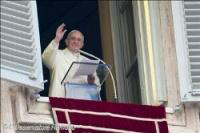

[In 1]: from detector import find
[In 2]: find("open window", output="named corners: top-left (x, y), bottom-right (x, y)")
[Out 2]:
top-left (107, 1), bottom-right (141, 104)
top-left (36, 1), bottom-right (105, 99)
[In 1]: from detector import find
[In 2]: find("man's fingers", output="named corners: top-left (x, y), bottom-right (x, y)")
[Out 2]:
top-left (58, 23), bottom-right (65, 31)
top-left (61, 23), bottom-right (65, 29)
top-left (88, 75), bottom-right (95, 84)
top-left (59, 23), bottom-right (65, 28)
top-left (88, 75), bottom-right (95, 80)
top-left (57, 24), bottom-right (63, 30)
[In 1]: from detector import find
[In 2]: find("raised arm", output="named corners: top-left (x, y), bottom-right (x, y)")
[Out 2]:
top-left (42, 23), bottom-right (67, 70)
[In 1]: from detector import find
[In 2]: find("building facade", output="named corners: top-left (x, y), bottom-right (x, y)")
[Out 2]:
top-left (1, 1), bottom-right (200, 133)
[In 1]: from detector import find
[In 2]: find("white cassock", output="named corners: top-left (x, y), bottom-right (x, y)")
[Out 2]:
top-left (42, 39), bottom-right (100, 97)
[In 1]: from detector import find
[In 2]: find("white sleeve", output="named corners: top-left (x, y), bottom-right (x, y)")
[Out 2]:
top-left (42, 39), bottom-right (59, 70)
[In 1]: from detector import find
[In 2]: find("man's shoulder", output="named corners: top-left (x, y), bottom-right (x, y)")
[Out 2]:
top-left (58, 49), bottom-right (66, 54)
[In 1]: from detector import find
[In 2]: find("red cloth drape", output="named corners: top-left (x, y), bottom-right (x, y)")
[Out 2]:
top-left (49, 97), bottom-right (168, 133)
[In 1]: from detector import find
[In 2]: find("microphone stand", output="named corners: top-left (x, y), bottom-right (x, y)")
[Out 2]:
top-left (79, 50), bottom-right (118, 101)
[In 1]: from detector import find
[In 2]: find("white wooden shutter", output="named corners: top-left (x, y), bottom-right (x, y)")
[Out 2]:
top-left (0, 1), bottom-right (44, 91)
top-left (184, 1), bottom-right (200, 97)
top-left (172, 1), bottom-right (200, 102)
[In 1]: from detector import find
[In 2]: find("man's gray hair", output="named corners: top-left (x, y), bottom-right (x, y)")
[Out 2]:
top-left (65, 30), bottom-right (84, 45)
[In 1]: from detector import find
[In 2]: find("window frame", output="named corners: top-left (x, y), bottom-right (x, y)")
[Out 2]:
top-left (109, 1), bottom-right (168, 104)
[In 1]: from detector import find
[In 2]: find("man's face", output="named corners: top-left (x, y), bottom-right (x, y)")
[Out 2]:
top-left (65, 32), bottom-right (83, 52)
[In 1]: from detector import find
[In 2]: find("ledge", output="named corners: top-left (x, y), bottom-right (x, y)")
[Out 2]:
top-left (14, 88), bottom-right (54, 125)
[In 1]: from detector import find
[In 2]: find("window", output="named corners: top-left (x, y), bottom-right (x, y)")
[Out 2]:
top-left (36, 1), bottom-right (104, 98)
top-left (109, 1), bottom-right (142, 104)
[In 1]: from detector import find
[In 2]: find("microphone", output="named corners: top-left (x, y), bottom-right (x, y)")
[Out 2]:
top-left (79, 50), bottom-right (118, 101)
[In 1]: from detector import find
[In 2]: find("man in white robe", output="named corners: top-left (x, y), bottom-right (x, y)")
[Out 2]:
top-left (42, 23), bottom-right (100, 97)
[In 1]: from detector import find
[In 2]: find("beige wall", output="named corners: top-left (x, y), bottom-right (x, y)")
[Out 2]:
top-left (155, 1), bottom-right (200, 132)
